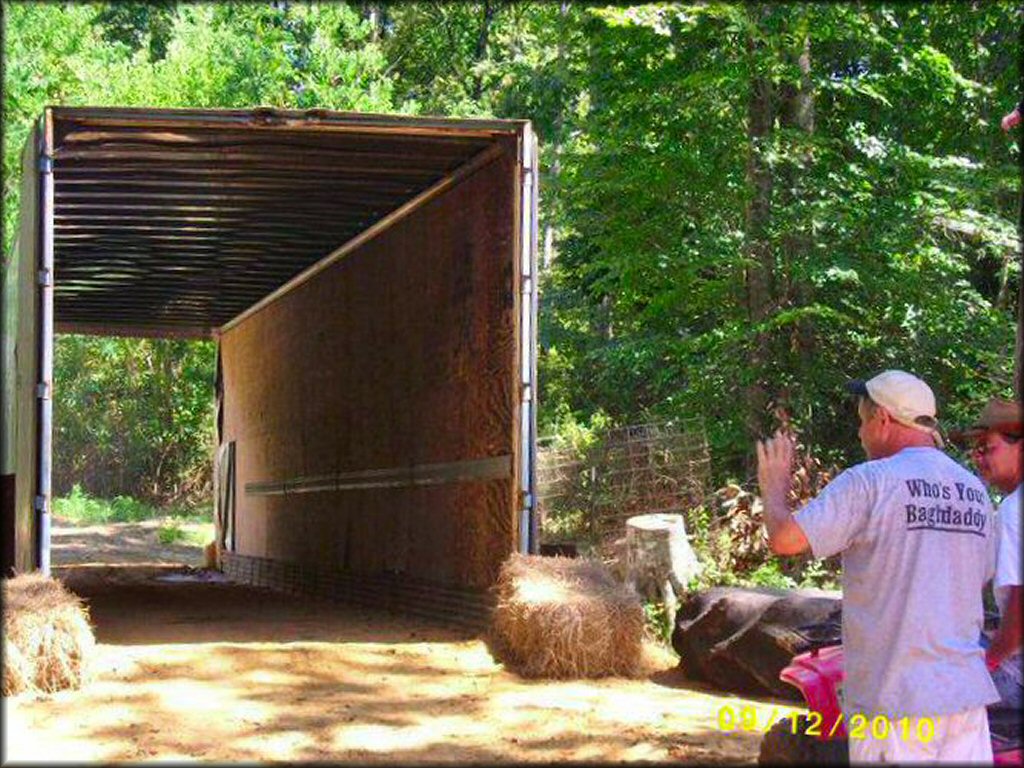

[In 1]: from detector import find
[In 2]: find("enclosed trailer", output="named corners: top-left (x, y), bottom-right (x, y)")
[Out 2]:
top-left (1, 107), bottom-right (538, 624)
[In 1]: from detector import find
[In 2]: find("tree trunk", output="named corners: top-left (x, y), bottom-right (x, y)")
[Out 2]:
top-left (541, 2), bottom-right (572, 273)
top-left (471, 1), bottom-right (495, 102)
top-left (373, 7), bottom-right (383, 43)
top-left (744, 75), bottom-right (775, 327)
top-left (742, 5), bottom-right (776, 447)
top-left (778, 31), bottom-right (815, 407)
top-left (1016, 189), bottom-right (1023, 402)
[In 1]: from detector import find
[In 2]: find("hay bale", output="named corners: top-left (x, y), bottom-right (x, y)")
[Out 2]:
top-left (491, 553), bottom-right (644, 679)
top-left (2, 572), bottom-right (95, 696)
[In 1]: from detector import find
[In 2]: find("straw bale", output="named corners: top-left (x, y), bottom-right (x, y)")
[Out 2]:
top-left (490, 553), bottom-right (644, 679)
top-left (2, 572), bottom-right (95, 696)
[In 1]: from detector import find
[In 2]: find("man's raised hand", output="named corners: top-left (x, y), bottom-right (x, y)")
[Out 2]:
top-left (756, 429), bottom-right (795, 503)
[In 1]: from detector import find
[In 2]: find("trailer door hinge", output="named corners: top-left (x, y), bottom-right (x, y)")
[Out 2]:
top-left (37, 268), bottom-right (52, 287)
top-left (34, 495), bottom-right (48, 512)
top-left (36, 381), bottom-right (51, 399)
top-left (521, 492), bottom-right (534, 510)
top-left (38, 155), bottom-right (53, 174)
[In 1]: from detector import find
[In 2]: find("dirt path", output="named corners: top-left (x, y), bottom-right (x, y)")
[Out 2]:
top-left (4, 523), bottom-right (795, 763)
top-left (49, 516), bottom-right (210, 567)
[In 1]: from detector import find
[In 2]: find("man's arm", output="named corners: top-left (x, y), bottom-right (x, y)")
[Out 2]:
top-left (986, 586), bottom-right (1022, 670)
top-left (756, 431), bottom-right (811, 555)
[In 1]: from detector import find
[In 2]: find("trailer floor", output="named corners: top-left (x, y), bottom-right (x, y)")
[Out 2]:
top-left (4, 524), bottom-right (788, 764)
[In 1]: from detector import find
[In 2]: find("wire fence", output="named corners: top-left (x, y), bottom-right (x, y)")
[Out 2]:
top-left (536, 419), bottom-right (712, 548)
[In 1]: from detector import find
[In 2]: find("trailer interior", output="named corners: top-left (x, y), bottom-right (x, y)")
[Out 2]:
top-left (3, 107), bottom-right (537, 623)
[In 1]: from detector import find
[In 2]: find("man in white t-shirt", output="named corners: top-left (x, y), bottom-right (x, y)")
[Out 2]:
top-left (952, 398), bottom-right (1022, 711)
top-left (756, 370), bottom-right (998, 763)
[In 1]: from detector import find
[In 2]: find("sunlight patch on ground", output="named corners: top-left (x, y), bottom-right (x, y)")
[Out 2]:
top-left (333, 723), bottom-right (457, 752)
top-left (233, 731), bottom-right (315, 759)
top-left (7, 564), bottom-right (773, 764)
top-left (154, 679), bottom-right (248, 713)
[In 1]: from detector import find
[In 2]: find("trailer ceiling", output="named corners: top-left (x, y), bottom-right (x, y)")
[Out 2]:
top-left (47, 107), bottom-right (523, 338)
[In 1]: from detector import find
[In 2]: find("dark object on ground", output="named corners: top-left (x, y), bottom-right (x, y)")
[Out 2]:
top-left (990, 707), bottom-right (1023, 754)
top-left (672, 586), bottom-right (841, 700)
top-left (1, 474), bottom-right (14, 575)
top-left (759, 714), bottom-right (849, 765)
top-left (539, 543), bottom-right (578, 558)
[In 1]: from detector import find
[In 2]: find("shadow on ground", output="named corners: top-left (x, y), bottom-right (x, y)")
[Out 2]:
top-left (6, 556), bottom-right (772, 763)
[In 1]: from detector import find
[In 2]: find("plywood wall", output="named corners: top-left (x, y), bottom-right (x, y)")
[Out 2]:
top-left (2, 126), bottom-right (41, 574)
top-left (220, 142), bottom-right (520, 590)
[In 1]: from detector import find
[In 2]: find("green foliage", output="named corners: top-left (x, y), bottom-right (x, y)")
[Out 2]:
top-left (54, 485), bottom-right (212, 547)
top-left (683, 499), bottom-right (841, 592)
top-left (541, 408), bottom-right (612, 453)
top-left (798, 558), bottom-right (841, 591)
top-left (540, 507), bottom-right (587, 542)
top-left (91, 1), bottom-right (176, 61)
top-left (745, 562), bottom-right (799, 591)
top-left (537, 410), bottom-right (614, 541)
top-left (54, 336), bottom-right (216, 506)
top-left (156, 517), bottom-right (212, 546)
top-left (55, 484), bottom-right (161, 525)
top-left (156, 520), bottom-right (186, 545)
top-left (537, 2), bottom-right (1019, 479)
top-left (643, 600), bottom-right (674, 647)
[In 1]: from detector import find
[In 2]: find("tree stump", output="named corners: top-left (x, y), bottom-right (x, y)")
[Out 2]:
top-left (625, 513), bottom-right (702, 629)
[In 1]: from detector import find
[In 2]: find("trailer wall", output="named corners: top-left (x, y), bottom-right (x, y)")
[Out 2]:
top-left (1, 126), bottom-right (41, 575)
top-left (219, 143), bottom-right (520, 592)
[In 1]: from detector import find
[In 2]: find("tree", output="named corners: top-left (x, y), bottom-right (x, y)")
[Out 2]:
top-left (540, 2), bottom-right (1018, 475)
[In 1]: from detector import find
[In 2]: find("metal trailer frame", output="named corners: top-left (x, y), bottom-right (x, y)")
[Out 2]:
top-left (520, 126), bottom-right (540, 555)
top-left (36, 113), bottom-right (55, 576)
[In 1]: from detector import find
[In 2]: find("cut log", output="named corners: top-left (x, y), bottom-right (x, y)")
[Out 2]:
top-left (672, 586), bottom-right (842, 699)
top-left (624, 513), bottom-right (702, 628)
top-left (673, 586), bottom-right (786, 692)
top-left (727, 592), bottom-right (842, 698)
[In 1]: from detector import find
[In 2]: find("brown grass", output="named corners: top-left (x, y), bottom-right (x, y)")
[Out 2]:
top-left (2, 572), bottom-right (95, 696)
top-left (490, 553), bottom-right (645, 679)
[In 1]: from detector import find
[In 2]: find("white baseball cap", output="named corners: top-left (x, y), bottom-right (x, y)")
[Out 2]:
top-left (846, 370), bottom-right (943, 446)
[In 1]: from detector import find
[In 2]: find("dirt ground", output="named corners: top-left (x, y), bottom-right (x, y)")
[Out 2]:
top-left (3, 521), bottom-right (798, 763)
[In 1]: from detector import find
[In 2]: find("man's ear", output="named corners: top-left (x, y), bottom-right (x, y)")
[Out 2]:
top-left (876, 407), bottom-right (892, 428)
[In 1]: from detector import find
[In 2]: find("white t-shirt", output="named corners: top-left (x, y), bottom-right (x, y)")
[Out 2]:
top-left (994, 484), bottom-right (1022, 685)
top-left (794, 446), bottom-right (999, 719)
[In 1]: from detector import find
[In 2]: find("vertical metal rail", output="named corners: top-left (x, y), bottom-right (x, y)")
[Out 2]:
top-left (528, 132), bottom-right (540, 555)
top-left (35, 115), bottom-right (54, 576)
top-left (518, 125), bottom-right (539, 554)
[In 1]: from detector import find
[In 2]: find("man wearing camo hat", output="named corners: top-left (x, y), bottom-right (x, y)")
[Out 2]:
top-left (952, 398), bottom-right (1023, 713)
top-left (756, 370), bottom-right (998, 763)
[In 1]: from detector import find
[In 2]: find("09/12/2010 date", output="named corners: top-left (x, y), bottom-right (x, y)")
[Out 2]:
top-left (717, 704), bottom-right (937, 743)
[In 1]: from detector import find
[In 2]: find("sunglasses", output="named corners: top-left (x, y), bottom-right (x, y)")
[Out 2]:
top-left (971, 443), bottom-right (1000, 457)
top-left (971, 435), bottom-right (1022, 456)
